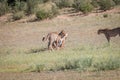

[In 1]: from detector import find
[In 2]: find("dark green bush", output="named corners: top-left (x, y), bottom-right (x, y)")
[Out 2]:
top-left (49, 5), bottom-right (59, 18)
top-left (113, 0), bottom-right (120, 5)
top-left (36, 2), bottom-right (58, 20)
top-left (98, 0), bottom-right (115, 11)
top-left (0, 0), bottom-right (10, 16)
top-left (26, 0), bottom-right (40, 14)
top-left (13, 0), bottom-right (27, 12)
top-left (36, 10), bottom-right (49, 20)
top-left (36, 6), bottom-right (58, 20)
top-left (91, 0), bottom-right (99, 8)
top-left (53, 0), bottom-right (74, 8)
top-left (73, 0), bottom-right (94, 14)
top-left (13, 11), bottom-right (24, 20)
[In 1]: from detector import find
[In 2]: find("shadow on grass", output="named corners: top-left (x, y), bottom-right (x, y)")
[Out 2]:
top-left (27, 48), bottom-right (48, 54)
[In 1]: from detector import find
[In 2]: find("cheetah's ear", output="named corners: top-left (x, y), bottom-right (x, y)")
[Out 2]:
top-left (42, 35), bottom-right (45, 41)
top-left (65, 33), bottom-right (68, 39)
top-left (65, 33), bottom-right (68, 37)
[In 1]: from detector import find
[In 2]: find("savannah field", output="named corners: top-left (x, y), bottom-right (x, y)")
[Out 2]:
top-left (0, 6), bottom-right (120, 80)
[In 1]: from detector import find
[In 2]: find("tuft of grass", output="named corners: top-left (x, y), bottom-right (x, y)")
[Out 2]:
top-left (54, 57), bottom-right (93, 71)
top-left (28, 64), bottom-right (45, 72)
top-left (93, 57), bottom-right (120, 71)
top-left (103, 14), bottom-right (108, 18)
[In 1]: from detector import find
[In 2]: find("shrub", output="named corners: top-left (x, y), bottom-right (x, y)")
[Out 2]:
top-left (73, 0), bottom-right (94, 14)
top-left (91, 0), bottom-right (99, 8)
top-left (36, 2), bottom-right (58, 20)
top-left (0, 0), bottom-right (10, 16)
top-left (53, 0), bottom-right (74, 8)
top-left (13, 0), bottom-right (27, 12)
top-left (113, 0), bottom-right (120, 5)
top-left (13, 11), bottom-right (24, 20)
top-left (98, 0), bottom-right (115, 11)
top-left (36, 10), bottom-right (49, 20)
top-left (26, 0), bottom-right (40, 14)
top-left (49, 5), bottom-right (59, 18)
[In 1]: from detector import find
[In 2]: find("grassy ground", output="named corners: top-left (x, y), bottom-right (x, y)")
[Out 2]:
top-left (0, 70), bottom-right (120, 80)
top-left (0, 7), bottom-right (120, 80)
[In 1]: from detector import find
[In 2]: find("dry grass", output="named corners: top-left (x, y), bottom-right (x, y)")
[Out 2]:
top-left (0, 70), bottom-right (120, 80)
